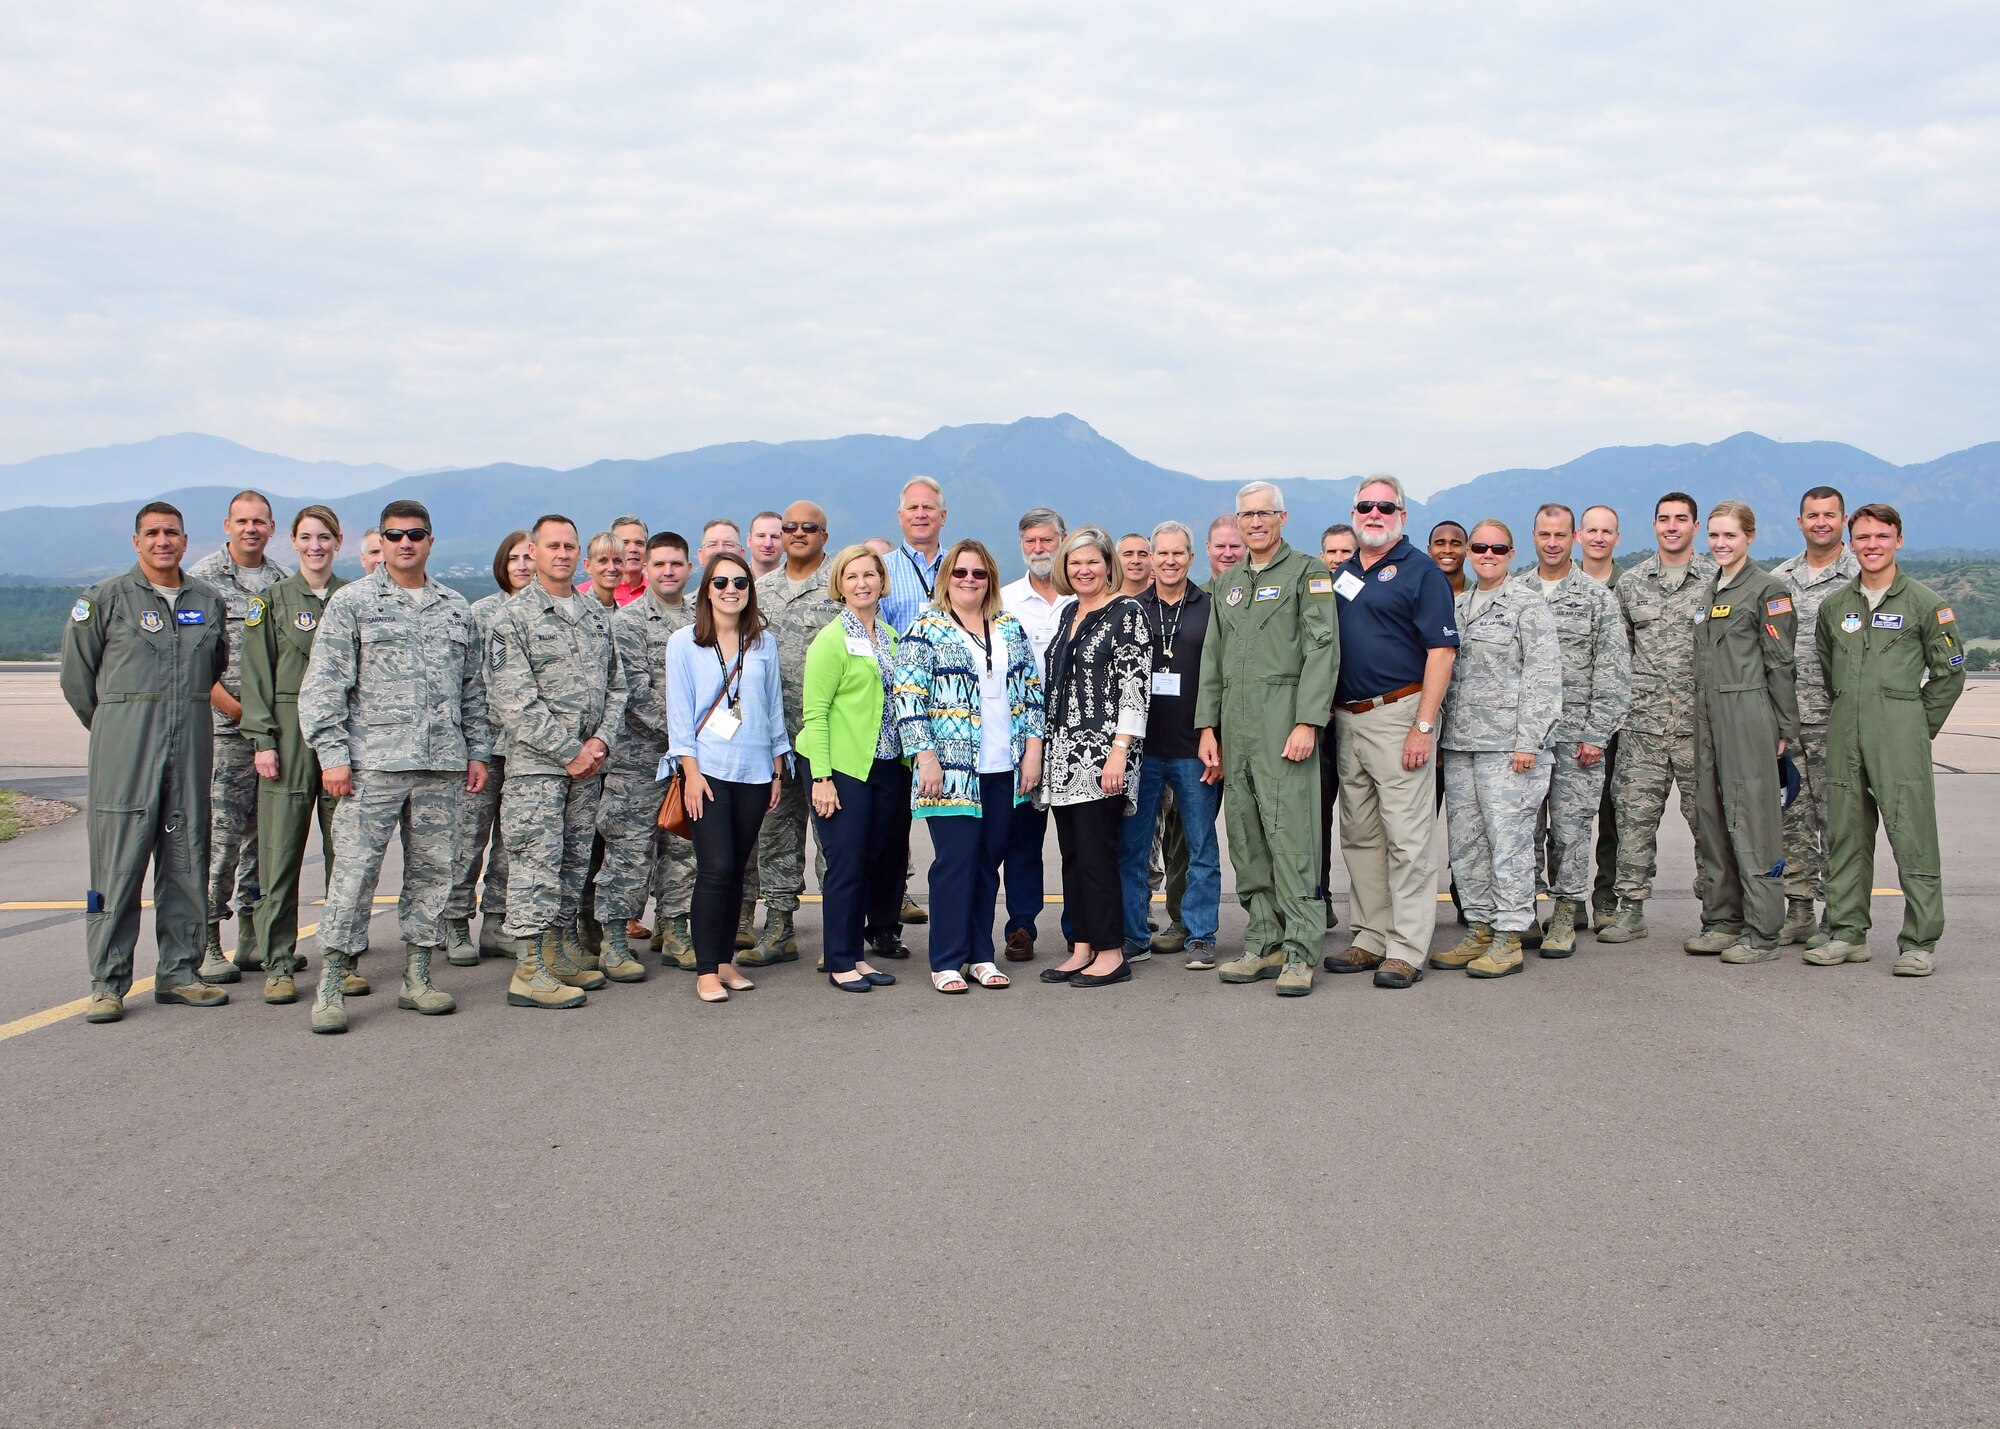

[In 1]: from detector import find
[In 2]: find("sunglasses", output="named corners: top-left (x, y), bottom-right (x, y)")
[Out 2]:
top-left (780, 522), bottom-right (824, 534)
top-left (709, 575), bottom-right (752, 591)
top-left (951, 567), bottom-right (990, 582)
top-left (1353, 501), bottom-right (1402, 516)
top-left (380, 527), bottom-right (430, 543)
top-left (1468, 542), bottom-right (1511, 555)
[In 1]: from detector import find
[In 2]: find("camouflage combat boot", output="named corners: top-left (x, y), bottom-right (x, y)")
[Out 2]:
top-left (656, 915), bottom-right (696, 971)
top-left (1804, 938), bottom-right (1870, 967)
top-left (1467, 931), bottom-right (1525, 978)
top-left (310, 955), bottom-right (349, 1034)
top-left (508, 930), bottom-right (588, 1009)
top-left (1274, 957), bottom-right (1314, 997)
top-left (1217, 948), bottom-right (1284, 983)
top-left (1595, 902), bottom-right (1648, 943)
top-left (197, 922), bottom-right (241, 984)
top-left (1779, 898), bottom-right (1818, 946)
top-left (735, 894), bottom-right (757, 950)
top-left (546, 924), bottom-right (608, 990)
top-left (1539, 899), bottom-right (1580, 959)
top-left (264, 972), bottom-right (297, 1005)
top-left (740, 909), bottom-right (799, 967)
top-left (598, 923), bottom-right (648, 983)
top-left (396, 946), bottom-right (457, 1015)
top-left (1432, 923), bottom-right (1493, 970)
top-left (577, 909), bottom-right (604, 958)
top-left (444, 917), bottom-right (479, 968)
top-left (1684, 927), bottom-right (1741, 955)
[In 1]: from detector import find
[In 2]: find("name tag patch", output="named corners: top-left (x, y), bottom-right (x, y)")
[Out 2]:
top-left (1765, 596), bottom-right (1792, 616)
top-left (175, 609), bottom-right (205, 625)
top-left (1709, 604), bottom-right (1732, 618)
top-left (1253, 586), bottom-right (1281, 603)
top-left (1872, 612), bottom-right (1903, 629)
top-left (140, 610), bottom-right (165, 632)
top-left (844, 636), bottom-right (875, 657)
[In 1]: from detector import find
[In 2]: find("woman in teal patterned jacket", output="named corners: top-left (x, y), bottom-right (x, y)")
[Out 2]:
top-left (894, 538), bottom-right (1046, 992)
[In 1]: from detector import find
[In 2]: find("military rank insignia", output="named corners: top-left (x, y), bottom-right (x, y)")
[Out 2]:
top-left (1710, 604), bottom-right (1732, 618)
top-left (1765, 596), bottom-right (1793, 616)
top-left (489, 635), bottom-right (507, 669)
top-left (294, 612), bottom-right (317, 631)
top-left (71, 598), bottom-right (90, 622)
top-left (139, 610), bottom-right (165, 632)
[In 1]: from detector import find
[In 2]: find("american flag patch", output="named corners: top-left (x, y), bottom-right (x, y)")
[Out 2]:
top-left (1939, 607), bottom-right (1956, 624)
top-left (1765, 596), bottom-right (1792, 616)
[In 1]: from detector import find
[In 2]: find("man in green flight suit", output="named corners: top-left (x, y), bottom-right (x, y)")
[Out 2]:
top-left (1810, 503), bottom-right (1965, 976)
top-left (61, 501), bottom-right (232, 1022)
top-left (1195, 481), bottom-right (1340, 997)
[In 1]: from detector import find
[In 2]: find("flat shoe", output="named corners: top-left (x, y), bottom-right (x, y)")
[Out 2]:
top-left (861, 969), bottom-right (897, 986)
top-left (1039, 965), bottom-right (1085, 983)
top-left (1070, 961), bottom-right (1132, 988)
top-left (827, 973), bottom-right (872, 993)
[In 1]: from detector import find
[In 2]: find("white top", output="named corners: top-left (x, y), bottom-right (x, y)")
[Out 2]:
top-left (1538, 576), bottom-right (1562, 599)
top-left (1000, 575), bottom-right (1068, 678)
top-left (949, 619), bottom-right (1015, 774)
top-left (1864, 582), bottom-right (1889, 611)
top-left (148, 581), bottom-right (182, 605)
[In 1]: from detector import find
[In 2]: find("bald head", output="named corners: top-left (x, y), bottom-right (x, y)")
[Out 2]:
top-left (781, 498), bottom-right (830, 574)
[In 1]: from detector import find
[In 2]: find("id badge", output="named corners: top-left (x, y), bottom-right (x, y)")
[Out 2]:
top-left (1152, 671), bottom-right (1181, 697)
top-left (1333, 571), bottom-right (1365, 600)
top-left (706, 707), bottom-right (742, 741)
top-left (845, 636), bottom-right (875, 657)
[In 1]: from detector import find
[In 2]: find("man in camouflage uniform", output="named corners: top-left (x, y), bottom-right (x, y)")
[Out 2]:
top-left (188, 490), bottom-right (290, 983)
top-left (1599, 492), bottom-right (1718, 943)
top-left (1767, 485), bottom-right (1860, 948)
top-left (597, 532), bottom-right (694, 971)
top-left (488, 515), bottom-right (630, 1003)
top-left (741, 500), bottom-right (838, 967)
top-left (1518, 504), bottom-right (1630, 956)
top-left (1577, 505), bottom-right (1624, 927)
top-left (297, 501), bottom-right (490, 1034)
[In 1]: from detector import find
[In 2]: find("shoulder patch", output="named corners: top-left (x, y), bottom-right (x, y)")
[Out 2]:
top-left (71, 598), bottom-right (90, 622)
top-left (243, 597), bottom-right (265, 627)
top-left (1938, 606), bottom-right (1955, 624)
top-left (1308, 576), bottom-right (1333, 595)
top-left (1765, 596), bottom-right (1792, 616)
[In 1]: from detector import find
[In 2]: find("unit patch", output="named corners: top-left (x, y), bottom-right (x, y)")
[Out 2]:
top-left (1765, 596), bottom-right (1793, 616)
top-left (139, 610), bottom-right (165, 632)
top-left (1872, 612), bottom-right (1904, 629)
top-left (70, 598), bottom-right (90, 622)
top-left (1376, 564), bottom-right (1398, 582)
top-left (1226, 587), bottom-right (1244, 606)
top-left (294, 612), bottom-right (317, 632)
top-left (1841, 612), bottom-right (1862, 633)
top-left (244, 598), bottom-right (265, 627)
top-left (1253, 585), bottom-right (1281, 602)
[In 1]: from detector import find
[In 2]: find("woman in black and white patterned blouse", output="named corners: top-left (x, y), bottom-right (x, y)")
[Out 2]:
top-left (1038, 527), bottom-right (1152, 988)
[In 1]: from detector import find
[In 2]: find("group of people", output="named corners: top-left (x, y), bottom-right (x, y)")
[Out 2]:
top-left (60, 471), bottom-right (1964, 1031)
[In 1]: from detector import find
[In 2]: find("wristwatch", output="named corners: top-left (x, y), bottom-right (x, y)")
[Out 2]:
top-left (1113, 737), bottom-right (1134, 751)
top-left (1415, 719), bottom-right (1434, 735)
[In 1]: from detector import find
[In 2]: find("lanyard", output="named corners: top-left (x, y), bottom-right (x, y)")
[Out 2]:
top-left (951, 610), bottom-right (993, 674)
top-left (903, 548), bottom-right (936, 600)
top-left (1148, 590), bottom-right (1186, 661)
top-left (713, 639), bottom-right (746, 713)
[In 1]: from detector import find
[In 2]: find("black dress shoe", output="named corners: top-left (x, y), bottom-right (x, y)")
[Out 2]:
top-left (827, 973), bottom-right (872, 993)
top-left (868, 935), bottom-right (912, 961)
top-left (1070, 960), bottom-right (1132, 988)
top-left (1039, 965), bottom-right (1082, 983)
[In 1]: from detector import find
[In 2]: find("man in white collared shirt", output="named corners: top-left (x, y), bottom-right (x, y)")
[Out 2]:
top-left (998, 507), bottom-right (1069, 960)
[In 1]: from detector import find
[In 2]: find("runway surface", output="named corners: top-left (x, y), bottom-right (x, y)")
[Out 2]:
top-left (3, 673), bottom-right (1996, 1428)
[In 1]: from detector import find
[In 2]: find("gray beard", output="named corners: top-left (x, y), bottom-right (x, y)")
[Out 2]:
top-left (1360, 526), bottom-right (1398, 550)
top-left (1026, 555), bottom-right (1054, 580)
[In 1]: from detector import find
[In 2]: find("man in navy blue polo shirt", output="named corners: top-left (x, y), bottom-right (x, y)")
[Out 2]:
top-left (1323, 476), bottom-right (1460, 987)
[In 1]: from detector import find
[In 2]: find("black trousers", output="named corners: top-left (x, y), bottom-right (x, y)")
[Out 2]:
top-left (815, 759), bottom-right (912, 974)
top-left (689, 777), bottom-right (769, 974)
top-left (1317, 728), bottom-right (1341, 900)
top-left (1055, 795), bottom-right (1127, 954)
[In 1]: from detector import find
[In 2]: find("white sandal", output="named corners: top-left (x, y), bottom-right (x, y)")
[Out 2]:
top-left (931, 969), bottom-right (970, 994)
top-left (966, 961), bottom-right (1010, 989)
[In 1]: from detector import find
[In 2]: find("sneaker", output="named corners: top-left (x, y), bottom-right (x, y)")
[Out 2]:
top-left (1804, 938), bottom-right (1870, 966)
top-left (1124, 940), bottom-right (1153, 964)
top-left (1719, 941), bottom-right (1779, 964)
top-left (154, 981), bottom-right (229, 1008)
top-left (1183, 940), bottom-right (1217, 971)
top-left (1685, 928), bottom-right (1742, 956)
top-left (1892, 949), bottom-right (1936, 977)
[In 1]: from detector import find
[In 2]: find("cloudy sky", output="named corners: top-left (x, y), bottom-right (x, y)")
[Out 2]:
top-left (4, 1), bottom-right (1995, 493)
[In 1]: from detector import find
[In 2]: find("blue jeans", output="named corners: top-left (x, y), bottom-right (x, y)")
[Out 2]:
top-left (1119, 756), bottom-right (1220, 947)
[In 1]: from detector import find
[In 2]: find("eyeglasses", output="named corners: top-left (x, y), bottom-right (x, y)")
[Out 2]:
top-left (780, 522), bottom-right (824, 534)
top-left (709, 575), bottom-right (751, 591)
top-left (1468, 542), bottom-right (1511, 555)
top-left (1236, 508), bottom-right (1281, 520)
top-left (380, 527), bottom-right (430, 543)
top-left (951, 567), bottom-right (990, 582)
top-left (1353, 501), bottom-right (1402, 516)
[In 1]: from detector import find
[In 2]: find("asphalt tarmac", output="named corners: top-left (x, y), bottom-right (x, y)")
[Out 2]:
top-left (2, 673), bottom-right (1996, 1428)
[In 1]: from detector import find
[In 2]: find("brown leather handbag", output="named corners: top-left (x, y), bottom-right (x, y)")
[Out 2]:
top-left (656, 651), bottom-right (741, 838)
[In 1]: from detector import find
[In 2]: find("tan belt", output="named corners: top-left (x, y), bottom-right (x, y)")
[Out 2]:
top-left (1336, 681), bottom-right (1424, 716)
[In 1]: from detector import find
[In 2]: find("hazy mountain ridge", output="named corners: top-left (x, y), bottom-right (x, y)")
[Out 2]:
top-left (0, 418), bottom-right (1991, 580)
top-left (0, 433), bottom-right (409, 509)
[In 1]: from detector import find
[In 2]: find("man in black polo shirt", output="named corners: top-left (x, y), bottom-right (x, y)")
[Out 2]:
top-left (1324, 476), bottom-right (1460, 987)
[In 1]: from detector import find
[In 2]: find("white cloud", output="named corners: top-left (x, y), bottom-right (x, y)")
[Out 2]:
top-left (1, 0), bottom-right (1994, 494)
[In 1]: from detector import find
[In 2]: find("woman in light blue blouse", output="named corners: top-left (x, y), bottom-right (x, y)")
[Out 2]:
top-left (665, 550), bottom-right (789, 1004)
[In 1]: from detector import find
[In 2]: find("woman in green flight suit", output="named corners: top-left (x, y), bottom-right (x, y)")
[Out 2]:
top-left (240, 505), bottom-right (361, 1005)
top-left (1688, 500), bottom-right (1801, 964)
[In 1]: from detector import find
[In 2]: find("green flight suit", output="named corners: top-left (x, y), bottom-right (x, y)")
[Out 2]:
top-left (1815, 573), bottom-right (1964, 955)
top-left (1691, 565), bottom-right (1800, 947)
top-left (60, 565), bottom-right (229, 995)
top-left (1195, 540), bottom-right (1340, 963)
top-left (239, 573), bottom-right (348, 975)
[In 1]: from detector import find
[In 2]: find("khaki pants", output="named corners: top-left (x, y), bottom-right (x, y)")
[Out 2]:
top-left (1335, 701), bottom-right (1439, 967)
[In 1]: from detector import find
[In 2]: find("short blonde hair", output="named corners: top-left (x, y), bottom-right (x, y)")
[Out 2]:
top-left (928, 539), bottom-right (1002, 620)
top-left (1707, 499), bottom-right (1757, 537)
top-left (1054, 526), bottom-right (1118, 597)
top-left (826, 544), bottom-right (887, 606)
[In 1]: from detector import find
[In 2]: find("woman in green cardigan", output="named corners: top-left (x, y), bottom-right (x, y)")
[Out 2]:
top-left (800, 545), bottom-right (909, 992)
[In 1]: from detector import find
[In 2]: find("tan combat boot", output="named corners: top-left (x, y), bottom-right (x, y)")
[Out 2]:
top-left (196, 922), bottom-right (241, 984)
top-left (1595, 902), bottom-right (1648, 943)
top-left (1779, 898), bottom-right (1817, 945)
top-left (546, 924), bottom-right (608, 990)
top-left (309, 956), bottom-right (348, 1034)
top-left (598, 923), bottom-right (648, 983)
top-left (508, 930), bottom-right (588, 1009)
top-left (264, 973), bottom-right (297, 1005)
top-left (1540, 900), bottom-right (1579, 959)
top-left (1432, 922), bottom-right (1494, 970)
top-left (396, 946), bottom-right (457, 1015)
top-left (1217, 948), bottom-right (1284, 983)
top-left (735, 893), bottom-right (757, 950)
top-left (1804, 938), bottom-right (1870, 966)
top-left (656, 915), bottom-right (696, 970)
top-left (85, 988), bottom-right (123, 1023)
top-left (478, 916), bottom-right (520, 957)
top-left (1684, 927), bottom-right (1741, 955)
top-left (1274, 957), bottom-right (1314, 997)
top-left (739, 909), bottom-right (799, 967)
top-left (1467, 931), bottom-right (1525, 978)
top-left (154, 980), bottom-right (229, 1007)
top-left (444, 917), bottom-right (479, 968)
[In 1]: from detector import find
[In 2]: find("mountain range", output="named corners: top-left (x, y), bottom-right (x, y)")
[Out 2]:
top-left (1, 418), bottom-right (1993, 581)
